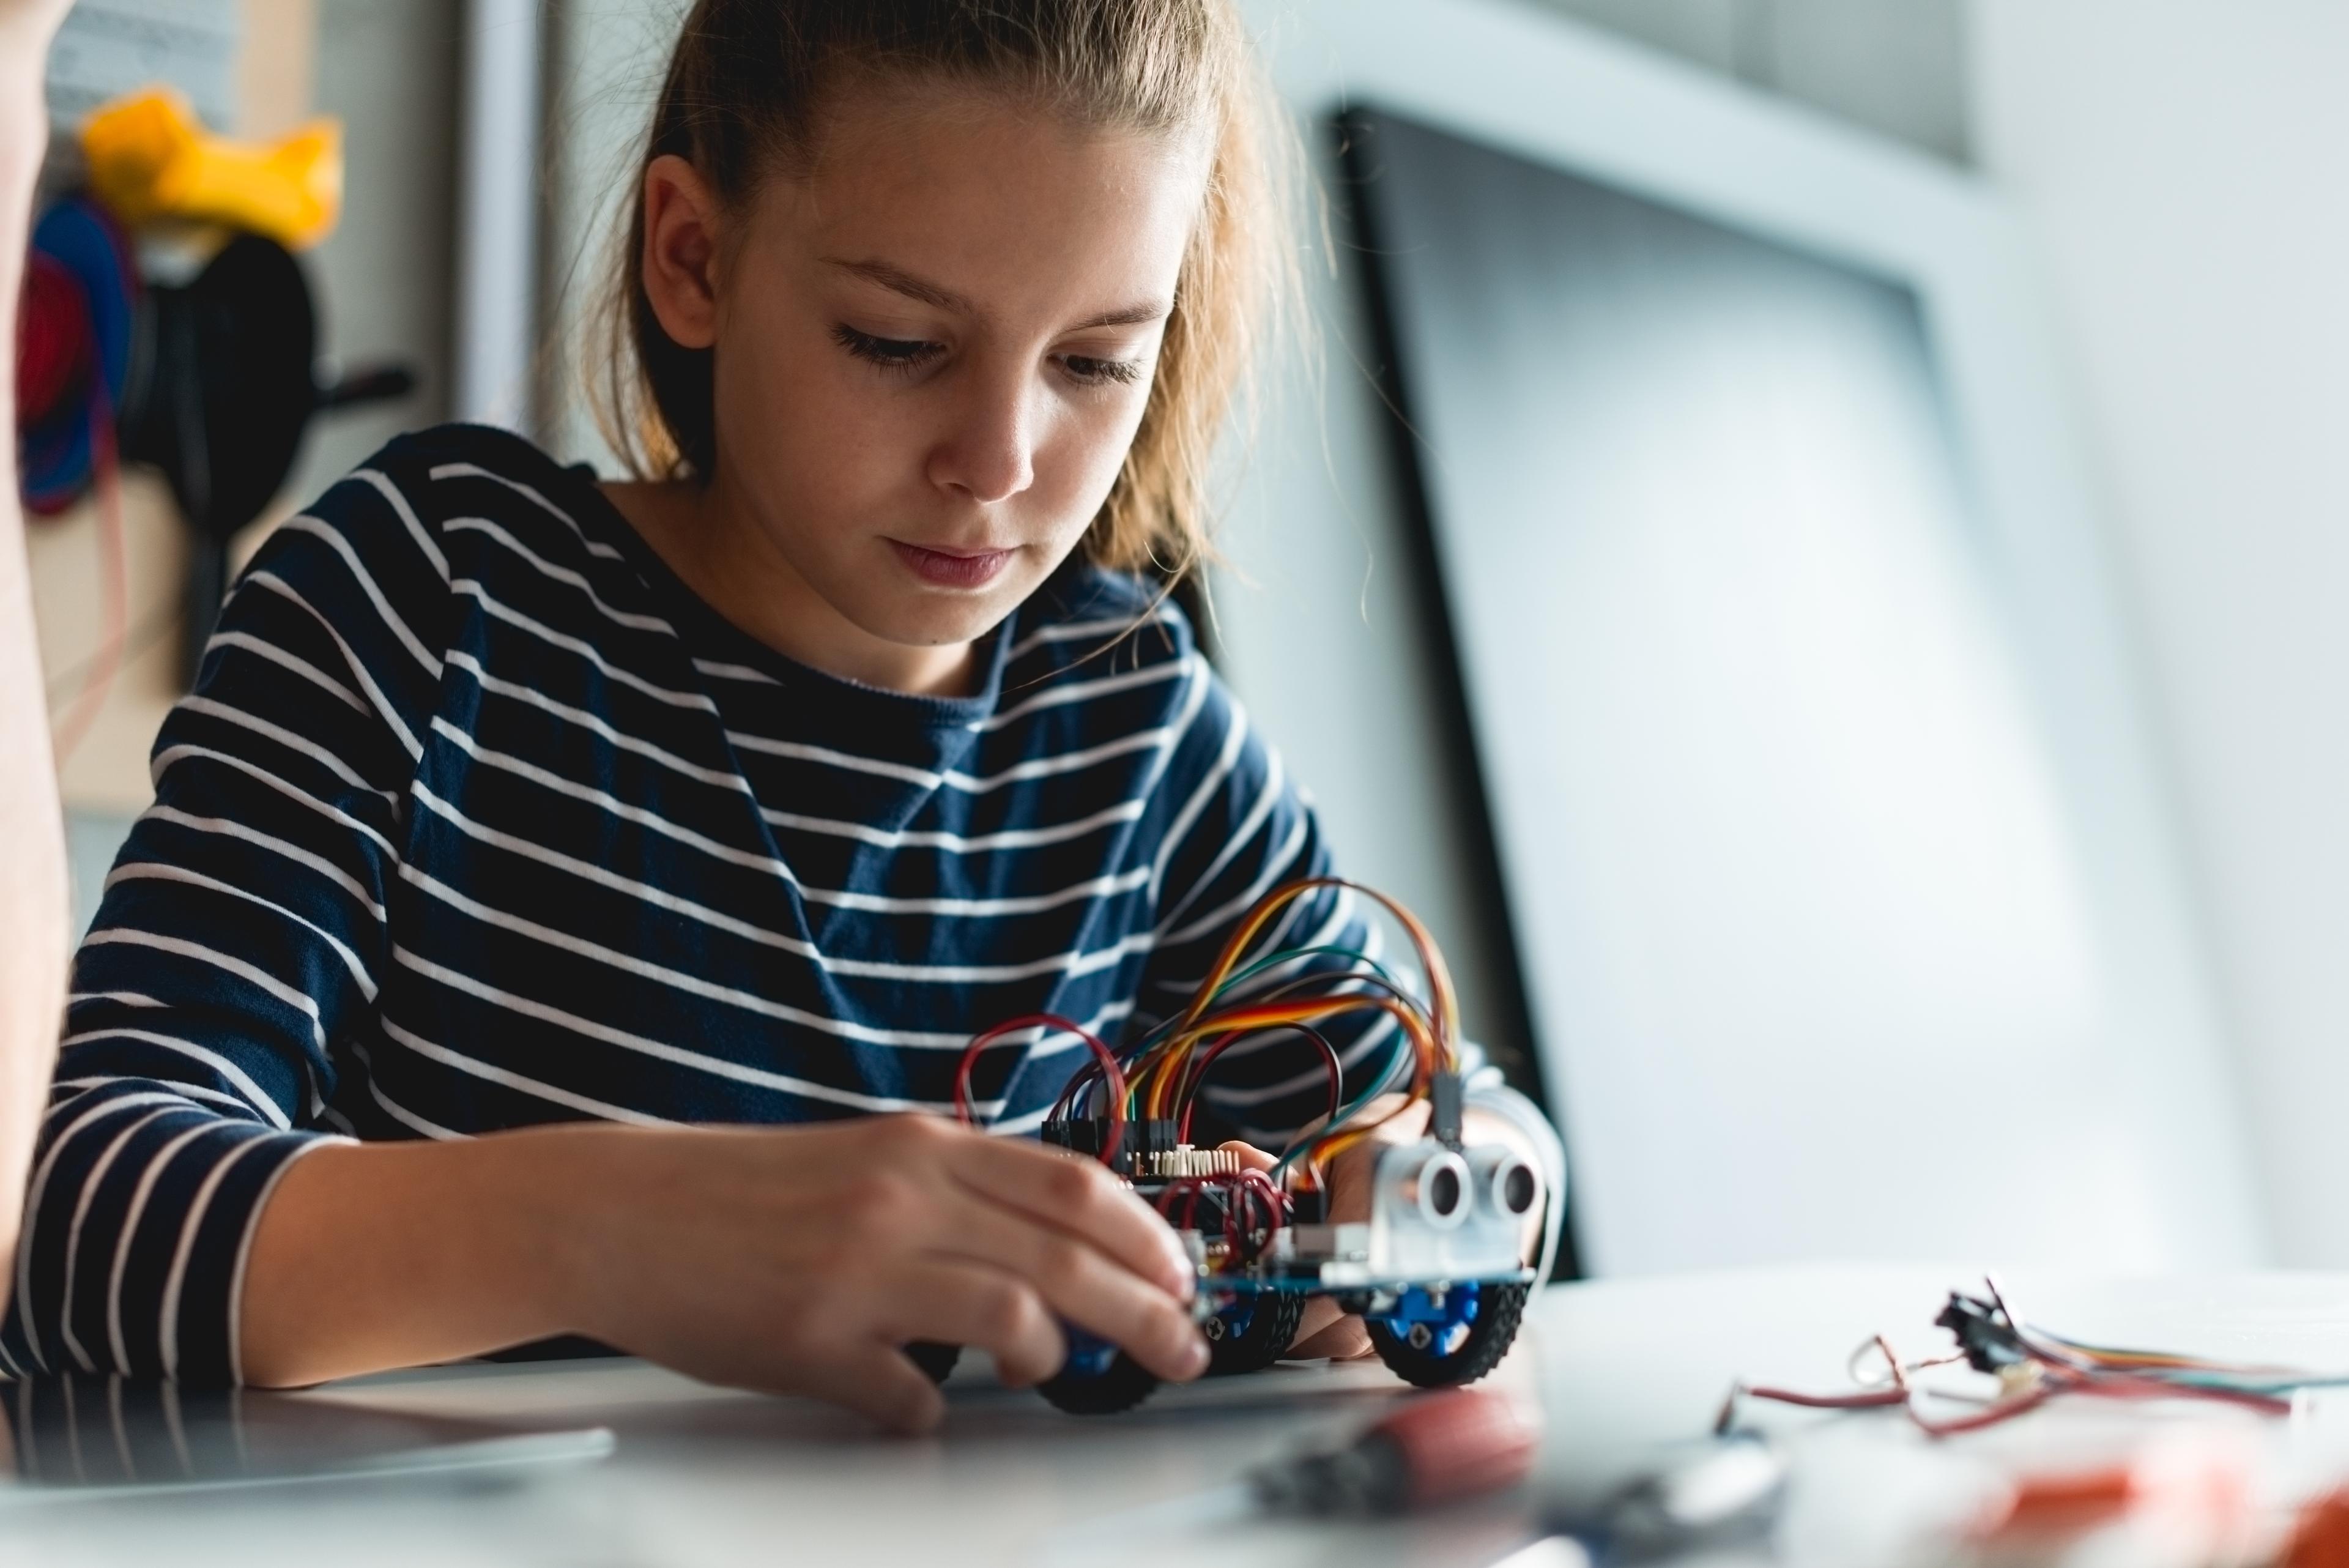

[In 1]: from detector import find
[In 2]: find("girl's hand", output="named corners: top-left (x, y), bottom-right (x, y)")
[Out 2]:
top-left (555, 1115), bottom-right (1211, 1430)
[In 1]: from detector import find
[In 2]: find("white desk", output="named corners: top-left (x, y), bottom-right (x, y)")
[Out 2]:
top-left (9, 1267), bottom-right (2349, 1567)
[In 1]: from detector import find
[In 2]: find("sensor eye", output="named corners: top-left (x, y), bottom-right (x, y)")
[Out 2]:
top-left (1393, 1150), bottom-right (1471, 1228)
top-left (1501, 1162), bottom-right (1537, 1216)
top-left (1428, 1164), bottom-right (1463, 1219)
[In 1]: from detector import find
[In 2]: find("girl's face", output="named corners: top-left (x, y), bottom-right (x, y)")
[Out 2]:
top-left (633, 84), bottom-right (1209, 692)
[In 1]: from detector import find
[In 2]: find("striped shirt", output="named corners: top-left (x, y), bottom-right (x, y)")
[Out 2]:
top-left (3, 424), bottom-right (1551, 1386)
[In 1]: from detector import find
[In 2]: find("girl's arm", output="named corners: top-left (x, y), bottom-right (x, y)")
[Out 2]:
top-left (2, 458), bottom-right (429, 1384)
top-left (241, 1113), bottom-right (1209, 1431)
top-left (0, 0), bottom-right (76, 1312)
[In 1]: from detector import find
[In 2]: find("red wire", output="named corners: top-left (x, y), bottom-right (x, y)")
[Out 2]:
top-left (1228, 1169), bottom-right (1291, 1261)
top-left (1737, 1384), bottom-right (1907, 1413)
top-left (1735, 1362), bottom-right (2288, 1441)
top-left (1233, 1168), bottom-right (1286, 1224)
top-left (1901, 1383), bottom-right (2059, 1437)
top-left (952, 1013), bottom-right (1127, 1167)
top-left (1156, 1176), bottom-right (1215, 1230)
top-left (1151, 1172), bottom-right (1291, 1265)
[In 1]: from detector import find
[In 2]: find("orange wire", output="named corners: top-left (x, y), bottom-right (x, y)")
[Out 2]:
top-left (1140, 993), bottom-right (1436, 1120)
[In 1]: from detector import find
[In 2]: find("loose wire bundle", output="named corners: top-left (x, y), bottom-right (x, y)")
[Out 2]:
top-left (951, 878), bottom-right (1461, 1200)
top-left (1718, 1277), bottom-right (2342, 1440)
top-left (1154, 1168), bottom-right (1290, 1261)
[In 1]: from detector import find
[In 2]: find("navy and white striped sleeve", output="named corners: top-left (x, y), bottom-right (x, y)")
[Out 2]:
top-left (2, 453), bottom-right (448, 1384)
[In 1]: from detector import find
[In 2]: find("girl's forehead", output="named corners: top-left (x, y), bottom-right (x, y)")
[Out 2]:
top-left (758, 93), bottom-right (1210, 291)
top-left (794, 75), bottom-right (1213, 193)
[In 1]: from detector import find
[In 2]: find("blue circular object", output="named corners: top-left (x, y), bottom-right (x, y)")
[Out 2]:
top-left (1373, 1281), bottom-right (1484, 1359)
top-left (20, 198), bottom-right (137, 511)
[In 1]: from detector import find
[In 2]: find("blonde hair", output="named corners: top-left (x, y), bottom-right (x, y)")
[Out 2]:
top-left (593, 0), bottom-right (1296, 582)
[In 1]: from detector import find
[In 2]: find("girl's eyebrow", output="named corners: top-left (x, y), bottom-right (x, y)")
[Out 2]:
top-left (823, 256), bottom-right (1170, 332)
top-left (1071, 299), bottom-right (1174, 331)
top-left (826, 256), bottom-right (972, 313)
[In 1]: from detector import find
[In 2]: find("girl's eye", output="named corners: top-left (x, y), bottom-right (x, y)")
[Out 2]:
top-left (832, 324), bottom-right (944, 374)
top-left (1059, 353), bottom-right (1144, 388)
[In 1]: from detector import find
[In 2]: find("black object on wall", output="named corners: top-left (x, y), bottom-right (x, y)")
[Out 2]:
top-left (1330, 108), bottom-right (1581, 1283)
top-left (118, 232), bottom-right (416, 682)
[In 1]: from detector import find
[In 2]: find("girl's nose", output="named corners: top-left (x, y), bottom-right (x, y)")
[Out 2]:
top-left (928, 376), bottom-right (1037, 507)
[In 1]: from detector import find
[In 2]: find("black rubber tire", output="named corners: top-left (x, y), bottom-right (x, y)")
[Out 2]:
top-left (1205, 1291), bottom-right (1305, 1377)
top-left (1367, 1282), bottom-right (1530, 1389)
top-left (1036, 1350), bottom-right (1163, 1414)
top-left (904, 1341), bottom-right (961, 1384)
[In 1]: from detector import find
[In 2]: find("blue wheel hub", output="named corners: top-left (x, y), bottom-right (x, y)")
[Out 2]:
top-left (1373, 1283), bottom-right (1482, 1358)
top-left (1058, 1326), bottom-right (1120, 1379)
top-left (1207, 1293), bottom-right (1258, 1342)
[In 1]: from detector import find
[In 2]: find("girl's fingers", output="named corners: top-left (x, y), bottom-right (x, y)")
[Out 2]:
top-left (1290, 1310), bottom-right (1375, 1361)
top-left (866, 1257), bottom-right (1070, 1388)
top-left (1287, 1294), bottom-right (1344, 1354)
top-left (1215, 1139), bottom-right (1277, 1172)
top-left (946, 1133), bottom-right (1196, 1300)
top-left (915, 1191), bottom-right (1207, 1384)
top-left (790, 1342), bottom-right (949, 1435)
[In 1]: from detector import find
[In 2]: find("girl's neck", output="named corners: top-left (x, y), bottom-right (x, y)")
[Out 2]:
top-left (600, 475), bottom-right (981, 699)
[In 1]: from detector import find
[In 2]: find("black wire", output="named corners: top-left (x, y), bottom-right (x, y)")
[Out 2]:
top-left (1177, 1022), bottom-right (1345, 1135)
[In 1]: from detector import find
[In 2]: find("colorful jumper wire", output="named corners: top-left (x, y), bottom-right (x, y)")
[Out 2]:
top-left (951, 877), bottom-right (1461, 1195)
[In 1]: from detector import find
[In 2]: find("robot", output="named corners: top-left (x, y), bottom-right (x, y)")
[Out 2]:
top-left (916, 880), bottom-right (1546, 1414)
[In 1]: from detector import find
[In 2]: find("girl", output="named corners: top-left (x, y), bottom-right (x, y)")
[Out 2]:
top-left (6, 0), bottom-right (1558, 1432)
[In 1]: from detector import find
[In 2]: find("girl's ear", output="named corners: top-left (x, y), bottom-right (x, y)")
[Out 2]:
top-left (640, 154), bottom-right (724, 350)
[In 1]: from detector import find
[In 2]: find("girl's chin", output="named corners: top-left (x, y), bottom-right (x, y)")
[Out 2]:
top-left (843, 579), bottom-right (1025, 654)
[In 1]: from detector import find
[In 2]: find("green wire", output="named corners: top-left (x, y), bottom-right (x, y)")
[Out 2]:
top-left (1215, 944), bottom-right (1405, 1001)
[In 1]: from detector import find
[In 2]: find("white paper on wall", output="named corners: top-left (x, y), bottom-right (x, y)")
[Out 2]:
top-left (45, 0), bottom-right (242, 135)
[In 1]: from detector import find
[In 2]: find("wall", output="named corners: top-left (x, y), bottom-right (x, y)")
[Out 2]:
top-left (1211, 0), bottom-right (1965, 1087)
top-left (1972, 1), bottom-right (2349, 1265)
top-left (29, 0), bottom-right (460, 923)
top-left (540, 0), bottom-right (685, 476)
top-left (1531, 0), bottom-right (1969, 163)
top-left (281, 0), bottom-right (461, 508)
top-left (31, 0), bottom-right (321, 822)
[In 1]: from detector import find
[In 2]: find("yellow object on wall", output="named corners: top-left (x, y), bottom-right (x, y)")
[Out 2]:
top-left (80, 87), bottom-right (341, 249)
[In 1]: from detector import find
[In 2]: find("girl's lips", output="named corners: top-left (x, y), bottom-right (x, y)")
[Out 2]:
top-left (889, 539), bottom-right (1013, 589)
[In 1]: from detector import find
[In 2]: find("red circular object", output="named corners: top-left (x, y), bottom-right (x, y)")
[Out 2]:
top-left (2289, 1490), bottom-right (2349, 1568)
top-left (16, 251), bottom-right (92, 423)
top-left (1376, 1388), bottom-right (1543, 1509)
